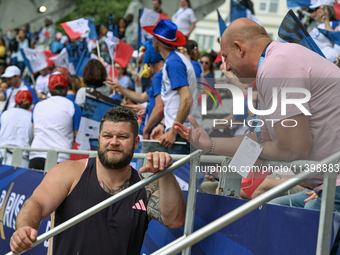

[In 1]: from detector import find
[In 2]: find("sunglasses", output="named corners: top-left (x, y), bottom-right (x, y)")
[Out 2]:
top-left (200, 61), bottom-right (210, 65)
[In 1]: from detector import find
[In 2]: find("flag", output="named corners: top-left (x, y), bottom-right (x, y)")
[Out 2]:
top-left (65, 40), bottom-right (98, 77)
top-left (230, 0), bottom-right (260, 24)
top-left (286, 0), bottom-right (311, 7)
top-left (335, 0), bottom-right (340, 19)
top-left (104, 62), bottom-right (120, 80)
top-left (50, 48), bottom-right (76, 75)
top-left (217, 9), bottom-right (227, 37)
top-left (61, 18), bottom-right (90, 40)
top-left (278, 10), bottom-right (326, 58)
top-left (138, 8), bottom-right (169, 48)
top-left (21, 48), bottom-right (53, 73)
top-left (108, 13), bottom-right (118, 37)
top-left (214, 9), bottom-right (228, 64)
top-left (105, 31), bottom-right (134, 68)
top-left (85, 17), bottom-right (98, 41)
top-left (318, 28), bottom-right (340, 45)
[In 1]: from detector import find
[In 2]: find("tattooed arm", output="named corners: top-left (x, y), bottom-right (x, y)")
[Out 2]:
top-left (141, 152), bottom-right (186, 228)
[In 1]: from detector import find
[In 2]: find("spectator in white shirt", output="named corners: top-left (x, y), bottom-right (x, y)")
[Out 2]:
top-left (172, 0), bottom-right (197, 37)
top-left (29, 73), bottom-right (81, 170)
top-left (0, 90), bottom-right (33, 167)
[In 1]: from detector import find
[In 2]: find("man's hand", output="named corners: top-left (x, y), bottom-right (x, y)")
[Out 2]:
top-left (125, 104), bottom-right (145, 113)
top-left (10, 227), bottom-right (38, 253)
top-left (304, 191), bottom-right (318, 203)
top-left (138, 108), bottom-right (145, 116)
top-left (174, 116), bottom-right (212, 151)
top-left (151, 124), bottom-right (165, 140)
top-left (159, 128), bottom-right (177, 148)
top-left (139, 151), bottom-right (172, 173)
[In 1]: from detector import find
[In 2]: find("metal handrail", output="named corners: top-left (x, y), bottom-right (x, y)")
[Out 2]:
top-left (151, 150), bottom-right (340, 255)
top-left (5, 149), bottom-right (204, 255)
top-left (4, 143), bottom-right (339, 255)
top-left (0, 145), bottom-right (225, 163)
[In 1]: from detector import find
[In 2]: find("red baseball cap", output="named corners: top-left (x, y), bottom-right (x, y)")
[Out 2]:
top-left (49, 73), bottom-right (68, 89)
top-left (15, 90), bottom-right (33, 104)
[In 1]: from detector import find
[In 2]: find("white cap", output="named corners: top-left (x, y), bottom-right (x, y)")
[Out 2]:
top-left (310, 0), bottom-right (335, 9)
top-left (60, 35), bottom-right (68, 45)
top-left (1, 66), bottom-right (21, 78)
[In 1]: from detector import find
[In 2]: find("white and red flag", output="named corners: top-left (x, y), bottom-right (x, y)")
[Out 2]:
top-left (139, 8), bottom-right (169, 45)
top-left (104, 62), bottom-right (120, 80)
top-left (105, 31), bottom-right (134, 68)
top-left (60, 18), bottom-right (90, 40)
top-left (21, 48), bottom-right (53, 73)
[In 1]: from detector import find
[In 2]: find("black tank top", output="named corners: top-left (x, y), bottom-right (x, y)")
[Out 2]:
top-left (53, 157), bottom-right (149, 255)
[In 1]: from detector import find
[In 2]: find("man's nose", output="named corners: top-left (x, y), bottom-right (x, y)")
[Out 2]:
top-left (224, 61), bottom-right (232, 72)
top-left (109, 136), bottom-right (120, 145)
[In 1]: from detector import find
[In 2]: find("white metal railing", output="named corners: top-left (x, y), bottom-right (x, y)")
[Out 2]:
top-left (1, 145), bottom-right (339, 255)
top-left (151, 150), bottom-right (340, 255)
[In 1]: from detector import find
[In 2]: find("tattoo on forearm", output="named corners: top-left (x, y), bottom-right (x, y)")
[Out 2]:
top-left (145, 180), bottom-right (159, 200)
top-left (98, 179), bottom-right (130, 195)
top-left (147, 190), bottom-right (164, 225)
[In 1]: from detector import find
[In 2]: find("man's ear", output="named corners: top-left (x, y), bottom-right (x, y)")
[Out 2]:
top-left (135, 135), bottom-right (140, 150)
top-left (234, 41), bottom-right (245, 58)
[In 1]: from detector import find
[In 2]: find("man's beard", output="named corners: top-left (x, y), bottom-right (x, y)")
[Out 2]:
top-left (98, 144), bottom-right (134, 169)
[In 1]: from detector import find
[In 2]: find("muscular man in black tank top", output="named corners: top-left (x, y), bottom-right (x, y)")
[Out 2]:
top-left (10, 107), bottom-right (186, 255)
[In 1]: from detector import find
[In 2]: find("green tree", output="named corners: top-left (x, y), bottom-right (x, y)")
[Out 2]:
top-left (57, 0), bottom-right (133, 32)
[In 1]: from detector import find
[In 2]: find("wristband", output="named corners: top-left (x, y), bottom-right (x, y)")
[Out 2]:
top-left (159, 123), bottom-right (165, 128)
top-left (208, 137), bottom-right (215, 153)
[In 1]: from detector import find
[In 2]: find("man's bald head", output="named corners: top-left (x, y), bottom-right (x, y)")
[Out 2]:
top-left (223, 18), bottom-right (270, 48)
top-left (220, 18), bottom-right (271, 81)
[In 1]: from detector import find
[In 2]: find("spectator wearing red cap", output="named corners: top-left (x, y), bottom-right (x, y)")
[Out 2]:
top-left (0, 90), bottom-right (33, 167)
top-left (29, 73), bottom-right (81, 170)
top-left (0, 65), bottom-right (38, 112)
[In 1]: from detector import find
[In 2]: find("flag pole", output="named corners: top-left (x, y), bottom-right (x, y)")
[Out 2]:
top-left (111, 58), bottom-right (115, 80)
top-left (96, 40), bottom-right (101, 58)
top-left (136, 8), bottom-right (142, 73)
top-left (30, 73), bottom-right (36, 86)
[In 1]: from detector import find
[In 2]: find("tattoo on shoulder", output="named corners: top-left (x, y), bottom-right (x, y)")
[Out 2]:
top-left (147, 190), bottom-right (164, 225)
top-left (98, 179), bottom-right (130, 195)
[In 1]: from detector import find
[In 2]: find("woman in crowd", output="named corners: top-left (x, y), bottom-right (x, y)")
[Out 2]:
top-left (179, 39), bottom-right (202, 81)
top-left (200, 53), bottom-right (215, 88)
top-left (117, 18), bottom-right (127, 40)
top-left (75, 59), bottom-right (110, 108)
top-left (66, 75), bottom-right (82, 102)
top-left (172, 0), bottom-right (196, 37)
top-left (115, 64), bottom-right (133, 89)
